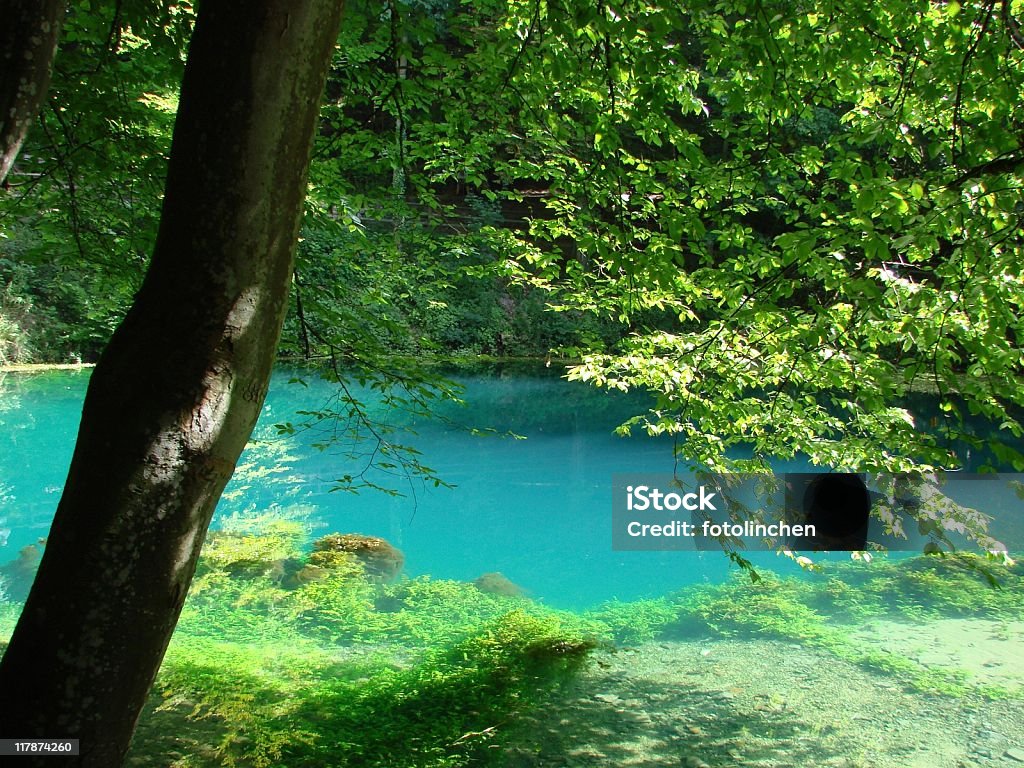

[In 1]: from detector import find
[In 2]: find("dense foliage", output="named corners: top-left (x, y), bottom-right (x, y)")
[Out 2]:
top-left (481, 0), bottom-right (1024, 474)
top-left (3, 0), bottom-right (1023, 480)
top-left (0, 1), bottom-right (187, 362)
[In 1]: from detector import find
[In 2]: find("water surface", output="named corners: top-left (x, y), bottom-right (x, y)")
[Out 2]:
top-left (0, 366), bottom-right (1017, 607)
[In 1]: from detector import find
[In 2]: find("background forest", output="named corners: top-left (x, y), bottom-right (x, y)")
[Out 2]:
top-left (0, 0), bottom-right (631, 366)
top-left (3, 0), bottom-right (1023, 477)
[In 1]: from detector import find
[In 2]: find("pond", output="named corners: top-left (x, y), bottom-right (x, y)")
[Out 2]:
top-left (1, 365), bottom-right (1022, 768)
top-left (0, 365), bottom-right (786, 607)
top-left (0, 365), bottom-right (1017, 607)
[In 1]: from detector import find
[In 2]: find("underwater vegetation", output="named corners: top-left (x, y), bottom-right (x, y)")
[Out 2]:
top-left (125, 510), bottom-right (600, 768)
top-left (141, 610), bottom-right (594, 768)
top-left (1, 507), bottom-right (1021, 767)
top-left (585, 553), bottom-right (1024, 699)
top-left (150, 530), bottom-right (1024, 767)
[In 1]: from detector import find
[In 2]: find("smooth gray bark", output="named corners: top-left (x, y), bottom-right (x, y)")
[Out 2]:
top-left (0, 1), bottom-right (345, 765)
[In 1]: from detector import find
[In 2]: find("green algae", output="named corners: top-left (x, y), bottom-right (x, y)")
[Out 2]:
top-left (127, 510), bottom-right (601, 768)
top-left (580, 553), bottom-right (1024, 700)
top-left (4, 510), bottom-right (1020, 767)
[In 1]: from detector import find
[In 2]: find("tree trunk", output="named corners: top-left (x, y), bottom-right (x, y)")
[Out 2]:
top-left (0, 0), bottom-right (65, 185)
top-left (0, 1), bottom-right (344, 765)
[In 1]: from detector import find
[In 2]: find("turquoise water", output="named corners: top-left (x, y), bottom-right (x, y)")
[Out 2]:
top-left (0, 370), bottom-right (86, 547)
top-left (0, 366), bottom-right (792, 607)
top-left (0, 366), bottom-right (1019, 608)
top-left (4, 367), bottom-right (1024, 768)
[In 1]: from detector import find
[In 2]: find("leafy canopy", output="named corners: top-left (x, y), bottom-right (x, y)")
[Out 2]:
top-left (454, 0), bottom-right (1024, 475)
top-left (4, 0), bottom-right (1023, 480)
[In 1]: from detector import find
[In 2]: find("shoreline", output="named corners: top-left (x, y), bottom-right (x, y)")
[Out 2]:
top-left (0, 363), bottom-right (96, 372)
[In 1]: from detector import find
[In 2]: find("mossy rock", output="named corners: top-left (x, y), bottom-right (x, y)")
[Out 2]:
top-left (0, 539), bottom-right (45, 601)
top-left (307, 549), bottom-right (361, 570)
top-left (473, 571), bottom-right (527, 597)
top-left (200, 521), bottom-right (305, 578)
top-left (311, 533), bottom-right (404, 582)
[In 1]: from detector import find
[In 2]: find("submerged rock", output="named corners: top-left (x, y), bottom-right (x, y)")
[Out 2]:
top-left (311, 533), bottom-right (404, 582)
top-left (473, 571), bottom-right (527, 597)
top-left (271, 557), bottom-right (336, 589)
top-left (0, 538), bottom-right (45, 601)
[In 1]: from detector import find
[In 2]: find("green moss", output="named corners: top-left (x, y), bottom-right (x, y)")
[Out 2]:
top-left (662, 557), bottom-right (1024, 700)
top-left (289, 611), bottom-right (594, 767)
top-left (579, 553), bottom-right (1024, 652)
top-left (280, 569), bottom-right (604, 650)
top-left (143, 514), bottom-right (604, 767)
top-left (680, 573), bottom-right (830, 641)
top-left (153, 612), bottom-right (595, 768)
top-left (199, 509), bottom-right (308, 578)
top-left (305, 549), bottom-right (359, 569)
top-left (0, 600), bottom-right (21, 651)
top-left (580, 555), bottom-right (1023, 701)
top-left (286, 570), bottom-right (384, 643)
top-left (584, 598), bottom-right (680, 644)
top-left (179, 572), bottom-right (305, 644)
top-left (146, 519), bottom-right (1022, 768)
top-left (824, 644), bottom-right (972, 698)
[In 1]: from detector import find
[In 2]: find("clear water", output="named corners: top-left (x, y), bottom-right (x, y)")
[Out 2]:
top-left (0, 366), bottom-right (788, 608)
top-left (0, 366), bottom-right (1019, 608)
top-left (2, 367), bottom-right (1023, 768)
